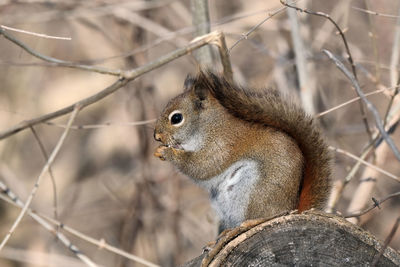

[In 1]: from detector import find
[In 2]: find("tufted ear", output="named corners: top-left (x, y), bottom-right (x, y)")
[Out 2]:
top-left (193, 70), bottom-right (212, 102)
top-left (185, 71), bottom-right (218, 109)
top-left (183, 74), bottom-right (195, 91)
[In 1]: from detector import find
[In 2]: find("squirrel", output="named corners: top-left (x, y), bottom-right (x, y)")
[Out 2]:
top-left (154, 70), bottom-right (331, 232)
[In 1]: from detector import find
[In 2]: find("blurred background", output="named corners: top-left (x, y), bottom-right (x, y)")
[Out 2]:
top-left (0, 0), bottom-right (399, 266)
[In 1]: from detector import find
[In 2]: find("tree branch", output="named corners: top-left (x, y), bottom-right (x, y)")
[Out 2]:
top-left (0, 106), bottom-right (80, 251)
top-left (0, 182), bottom-right (98, 267)
top-left (323, 49), bottom-right (400, 161)
top-left (0, 31), bottom-right (223, 140)
top-left (344, 192), bottom-right (400, 218)
top-left (190, 0), bottom-right (214, 67)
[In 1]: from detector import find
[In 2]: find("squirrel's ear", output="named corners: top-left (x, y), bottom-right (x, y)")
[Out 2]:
top-left (193, 86), bottom-right (210, 110)
top-left (183, 74), bottom-right (195, 91)
top-left (183, 73), bottom-right (209, 109)
top-left (193, 71), bottom-right (211, 102)
top-left (193, 85), bottom-right (209, 102)
top-left (184, 73), bottom-right (209, 100)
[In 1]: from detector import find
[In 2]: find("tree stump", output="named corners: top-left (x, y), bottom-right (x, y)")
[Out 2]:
top-left (182, 211), bottom-right (400, 266)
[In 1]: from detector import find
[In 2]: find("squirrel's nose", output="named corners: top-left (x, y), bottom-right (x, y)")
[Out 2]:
top-left (154, 131), bottom-right (162, 141)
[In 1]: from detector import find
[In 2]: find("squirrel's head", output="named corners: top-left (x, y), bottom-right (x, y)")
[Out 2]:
top-left (154, 72), bottom-right (224, 152)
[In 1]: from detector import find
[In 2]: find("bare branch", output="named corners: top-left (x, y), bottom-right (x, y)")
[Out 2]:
top-left (44, 119), bottom-right (156, 130)
top-left (29, 127), bottom-right (58, 221)
top-left (344, 112), bottom-right (400, 223)
top-left (112, 8), bottom-right (187, 47)
top-left (191, 0), bottom-right (214, 67)
top-left (1, 0), bottom-right (173, 25)
top-left (1, 6), bottom-right (294, 68)
top-left (312, 1), bottom-right (350, 51)
top-left (196, 31), bottom-right (233, 82)
top-left (352, 6), bottom-right (400, 19)
top-left (42, 214), bottom-right (160, 267)
top-left (229, 2), bottom-right (297, 52)
top-left (282, 0), bottom-right (375, 153)
top-left (0, 106), bottom-right (80, 251)
top-left (390, 6), bottom-right (400, 88)
top-left (0, 246), bottom-right (86, 267)
top-left (323, 49), bottom-right (400, 162)
top-left (0, 25), bottom-right (71, 40)
top-left (343, 106), bottom-right (400, 189)
top-left (286, 0), bottom-right (316, 114)
top-left (371, 216), bottom-right (400, 266)
top-left (316, 88), bottom-right (387, 118)
top-left (0, 28), bottom-right (122, 76)
top-left (0, 181), bottom-right (160, 267)
top-left (329, 146), bottom-right (400, 182)
top-left (0, 182), bottom-right (98, 267)
top-left (0, 31), bottom-right (222, 140)
top-left (281, 0), bottom-right (357, 78)
top-left (344, 192), bottom-right (400, 218)
top-left (0, 78), bottom-right (127, 140)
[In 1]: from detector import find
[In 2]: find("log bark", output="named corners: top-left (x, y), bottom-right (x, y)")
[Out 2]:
top-left (182, 211), bottom-right (400, 266)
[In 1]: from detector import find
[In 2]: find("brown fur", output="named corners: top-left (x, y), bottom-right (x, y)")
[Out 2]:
top-left (154, 70), bottom-right (332, 228)
top-left (187, 71), bottom-right (332, 211)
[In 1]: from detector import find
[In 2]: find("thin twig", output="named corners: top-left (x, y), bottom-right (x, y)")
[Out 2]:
top-left (351, 108), bottom-right (400, 184)
top-left (0, 181), bottom-right (98, 267)
top-left (281, 0), bottom-right (356, 78)
top-left (99, 4), bottom-right (302, 65)
top-left (1, 0), bottom-right (173, 25)
top-left (44, 119), bottom-right (156, 130)
top-left (0, 182), bottom-right (159, 267)
top-left (344, 144), bottom-right (375, 185)
top-left (352, 6), bottom-right (400, 19)
top-left (323, 49), bottom-right (400, 161)
top-left (0, 25), bottom-right (71, 40)
top-left (371, 216), bottom-right (400, 266)
top-left (329, 89), bottom-right (400, 212)
top-left (329, 146), bottom-right (400, 182)
top-left (316, 88), bottom-right (386, 118)
top-left (0, 106), bottom-right (80, 251)
top-left (0, 28), bottom-right (122, 76)
top-left (229, 1), bottom-right (299, 52)
top-left (340, 113), bottom-right (400, 216)
top-left (0, 31), bottom-right (222, 140)
top-left (344, 192), bottom-right (400, 218)
top-left (112, 8), bottom-right (187, 47)
top-left (29, 127), bottom-right (58, 221)
top-left (0, 78), bottom-right (127, 140)
top-left (42, 215), bottom-right (160, 267)
top-left (2, 6), bottom-right (296, 67)
top-left (124, 31), bottom-right (224, 80)
top-left (383, 77), bottom-right (400, 127)
top-left (0, 246), bottom-right (87, 267)
top-left (281, 0), bottom-right (375, 147)
top-left (312, 1), bottom-right (349, 51)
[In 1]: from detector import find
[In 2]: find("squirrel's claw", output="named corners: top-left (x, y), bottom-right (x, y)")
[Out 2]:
top-left (154, 145), bottom-right (168, 160)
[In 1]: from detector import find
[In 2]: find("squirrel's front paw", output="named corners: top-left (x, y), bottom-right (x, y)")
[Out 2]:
top-left (155, 145), bottom-right (184, 161)
top-left (154, 145), bottom-right (169, 161)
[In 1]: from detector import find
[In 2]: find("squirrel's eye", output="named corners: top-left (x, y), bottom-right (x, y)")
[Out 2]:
top-left (168, 110), bottom-right (184, 126)
top-left (171, 113), bottom-right (183, 125)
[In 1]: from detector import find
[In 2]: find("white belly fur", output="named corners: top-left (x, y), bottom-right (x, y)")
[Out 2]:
top-left (196, 160), bottom-right (260, 230)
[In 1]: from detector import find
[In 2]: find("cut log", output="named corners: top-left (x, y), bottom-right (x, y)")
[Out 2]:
top-left (182, 211), bottom-right (400, 266)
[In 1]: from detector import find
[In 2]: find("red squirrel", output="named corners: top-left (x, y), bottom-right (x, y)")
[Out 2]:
top-left (154, 71), bottom-right (332, 232)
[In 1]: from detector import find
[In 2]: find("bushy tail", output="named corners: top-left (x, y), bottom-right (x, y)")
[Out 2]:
top-left (194, 71), bottom-right (332, 211)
